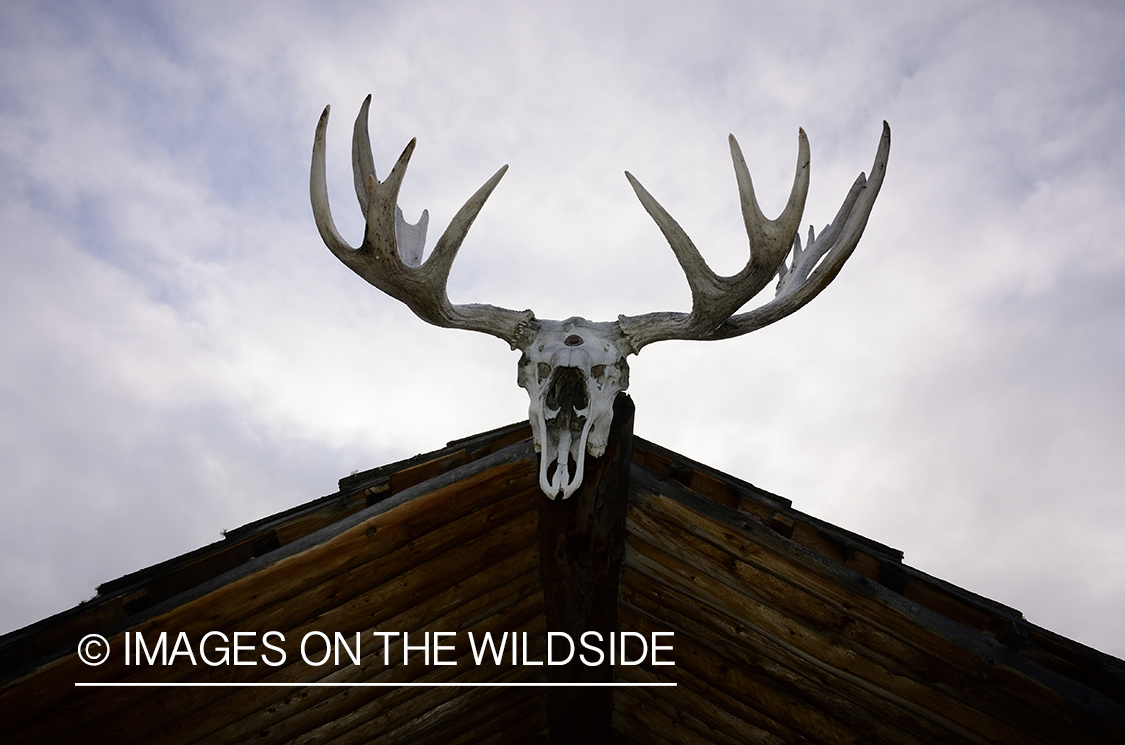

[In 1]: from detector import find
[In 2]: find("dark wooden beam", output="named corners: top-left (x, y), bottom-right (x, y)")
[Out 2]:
top-left (538, 393), bottom-right (635, 745)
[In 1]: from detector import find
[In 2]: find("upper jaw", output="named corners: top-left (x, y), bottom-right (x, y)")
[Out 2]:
top-left (537, 365), bottom-right (597, 499)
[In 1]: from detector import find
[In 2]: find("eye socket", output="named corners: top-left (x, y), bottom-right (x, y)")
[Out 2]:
top-left (537, 362), bottom-right (551, 382)
top-left (590, 364), bottom-right (605, 380)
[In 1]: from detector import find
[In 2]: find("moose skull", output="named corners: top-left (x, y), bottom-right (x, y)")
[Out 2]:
top-left (517, 318), bottom-right (631, 499)
top-left (311, 95), bottom-right (890, 499)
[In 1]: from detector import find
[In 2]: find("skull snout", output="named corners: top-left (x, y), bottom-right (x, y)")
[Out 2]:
top-left (545, 366), bottom-right (589, 432)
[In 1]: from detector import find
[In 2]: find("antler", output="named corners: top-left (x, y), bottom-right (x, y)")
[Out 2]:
top-left (311, 95), bottom-right (535, 349)
top-left (617, 122), bottom-right (890, 352)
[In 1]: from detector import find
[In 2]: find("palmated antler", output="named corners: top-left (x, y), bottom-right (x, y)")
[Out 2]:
top-left (617, 122), bottom-right (891, 352)
top-left (310, 95), bottom-right (534, 349)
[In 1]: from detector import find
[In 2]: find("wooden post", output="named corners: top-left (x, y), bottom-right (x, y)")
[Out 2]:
top-left (538, 392), bottom-right (634, 744)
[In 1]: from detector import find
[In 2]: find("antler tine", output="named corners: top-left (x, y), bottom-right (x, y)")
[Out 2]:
top-left (425, 165), bottom-right (508, 289)
top-left (350, 96), bottom-right (430, 266)
top-left (729, 130), bottom-right (810, 277)
top-left (623, 170), bottom-right (720, 314)
top-left (705, 121), bottom-right (891, 340)
top-left (617, 129), bottom-right (812, 352)
top-left (352, 95), bottom-right (377, 215)
top-left (311, 105), bottom-right (362, 263)
top-left (310, 98), bottom-right (535, 349)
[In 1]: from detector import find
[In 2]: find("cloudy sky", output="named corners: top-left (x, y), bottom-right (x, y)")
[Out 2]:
top-left (2, 1), bottom-right (1123, 659)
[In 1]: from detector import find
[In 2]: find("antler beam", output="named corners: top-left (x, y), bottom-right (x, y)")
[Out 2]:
top-left (310, 95), bottom-right (534, 349)
top-left (617, 122), bottom-right (890, 352)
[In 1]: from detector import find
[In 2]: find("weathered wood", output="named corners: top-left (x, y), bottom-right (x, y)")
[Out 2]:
top-left (621, 608), bottom-right (865, 745)
top-left (538, 393), bottom-right (634, 745)
top-left (624, 532), bottom-right (963, 740)
top-left (619, 570), bottom-right (954, 745)
top-left (610, 706), bottom-right (689, 745)
top-left (373, 667), bottom-right (540, 745)
top-left (7, 423), bottom-right (1125, 745)
top-left (615, 664), bottom-right (794, 745)
top-left (613, 685), bottom-right (749, 745)
top-left (211, 612), bottom-right (545, 745)
top-left (388, 450), bottom-right (468, 495)
top-left (899, 576), bottom-right (1002, 634)
top-left (73, 510), bottom-right (542, 745)
top-left (626, 477), bottom-right (1116, 743)
top-left (625, 505), bottom-right (1030, 742)
top-left (1, 455), bottom-right (539, 744)
top-left (411, 688), bottom-right (545, 745)
top-left (470, 703), bottom-right (550, 745)
top-left (2, 429), bottom-right (532, 686)
top-left (36, 510), bottom-right (538, 745)
top-left (311, 617), bottom-right (547, 745)
top-left (169, 557), bottom-right (544, 743)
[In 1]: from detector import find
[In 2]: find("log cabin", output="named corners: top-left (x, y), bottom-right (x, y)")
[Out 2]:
top-left (2, 395), bottom-right (1123, 743)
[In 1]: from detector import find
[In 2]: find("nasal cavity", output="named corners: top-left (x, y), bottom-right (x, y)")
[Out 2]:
top-left (564, 334), bottom-right (584, 347)
top-left (546, 367), bottom-right (589, 414)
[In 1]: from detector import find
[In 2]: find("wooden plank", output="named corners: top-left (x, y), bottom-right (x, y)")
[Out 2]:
top-left (611, 707), bottom-right (687, 745)
top-left (615, 664), bottom-right (794, 745)
top-left (631, 438), bottom-right (792, 511)
top-left (626, 481), bottom-right (1110, 743)
top-left (389, 450), bottom-right (468, 495)
top-left (618, 606), bottom-right (865, 745)
top-left (162, 548), bottom-right (544, 744)
top-left (680, 469), bottom-right (742, 509)
top-left (619, 566), bottom-right (957, 744)
top-left (6, 599), bottom-right (130, 675)
top-left (0, 448), bottom-right (532, 716)
top-left (253, 609), bottom-right (545, 745)
top-left (613, 685), bottom-right (748, 745)
top-left (538, 392), bottom-right (634, 745)
top-left (1019, 628), bottom-right (1125, 704)
top-left (74, 505), bottom-right (542, 745)
top-left (370, 669), bottom-right (540, 745)
top-left (901, 578), bottom-right (1004, 635)
top-left (475, 424), bottom-right (533, 459)
top-left (305, 617), bottom-right (548, 745)
top-left (71, 498), bottom-right (537, 744)
top-left (209, 598), bottom-right (546, 745)
top-left (471, 702), bottom-right (549, 745)
top-left (1, 459), bottom-right (538, 743)
top-left (625, 505), bottom-right (1033, 742)
top-left (615, 650), bottom-right (810, 744)
top-left (6, 437), bottom-right (513, 681)
top-left (209, 491), bottom-right (539, 665)
top-left (269, 497), bottom-right (369, 547)
top-left (410, 689), bottom-right (545, 745)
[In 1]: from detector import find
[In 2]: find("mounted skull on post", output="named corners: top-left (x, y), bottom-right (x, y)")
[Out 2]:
top-left (311, 95), bottom-right (890, 500)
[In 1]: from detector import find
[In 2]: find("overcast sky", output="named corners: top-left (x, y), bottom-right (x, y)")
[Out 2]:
top-left (2, 1), bottom-right (1123, 659)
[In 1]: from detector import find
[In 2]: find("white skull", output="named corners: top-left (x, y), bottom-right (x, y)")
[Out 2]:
top-left (517, 317), bottom-right (631, 500)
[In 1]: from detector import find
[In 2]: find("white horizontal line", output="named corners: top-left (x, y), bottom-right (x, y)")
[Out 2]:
top-left (76, 682), bottom-right (675, 688)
